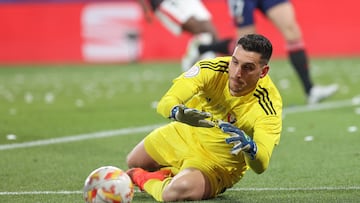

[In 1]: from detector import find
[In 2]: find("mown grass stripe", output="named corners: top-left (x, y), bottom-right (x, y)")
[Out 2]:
top-left (1, 186), bottom-right (360, 195)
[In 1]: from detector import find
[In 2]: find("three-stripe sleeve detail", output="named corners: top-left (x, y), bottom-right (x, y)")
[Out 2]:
top-left (253, 86), bottom-right (276, 115)
top-left (199, 60), bottom-right (228, 73)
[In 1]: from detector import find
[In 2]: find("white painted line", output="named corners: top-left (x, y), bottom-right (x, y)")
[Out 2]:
top-left (0, 98), bottom-right (358, 151)
top-left (1, 186), bottom-right (359, 195)
top-left (228, 186), bottom-right (360, 191)
top-left (0, 124), bottom-right (163, 151)
top-left (283, 98), bottom-right (358, 115)
top-left (0, 191), bottom-right (82, 195)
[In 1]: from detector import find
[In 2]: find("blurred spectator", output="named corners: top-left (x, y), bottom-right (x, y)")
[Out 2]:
top-left (137, 0), bottom-right (219, 71)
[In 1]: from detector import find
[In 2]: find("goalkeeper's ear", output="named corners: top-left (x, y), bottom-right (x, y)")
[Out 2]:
top-left (260, 65), bottom-right (269, 78)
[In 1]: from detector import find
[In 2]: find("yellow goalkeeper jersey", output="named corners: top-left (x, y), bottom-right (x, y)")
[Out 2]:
top-left (157, 56), bottom-right (282, 174)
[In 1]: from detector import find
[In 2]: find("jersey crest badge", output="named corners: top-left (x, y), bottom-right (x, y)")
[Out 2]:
top-left (227, 112), bottom-right (237, 124)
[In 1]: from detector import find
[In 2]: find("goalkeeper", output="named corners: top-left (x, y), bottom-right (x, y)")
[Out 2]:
top-left (126, 34), bottom-right (282, 202)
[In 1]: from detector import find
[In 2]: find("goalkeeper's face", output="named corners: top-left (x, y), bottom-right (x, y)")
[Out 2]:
top-left (228, 46), bottom-right (269, 97)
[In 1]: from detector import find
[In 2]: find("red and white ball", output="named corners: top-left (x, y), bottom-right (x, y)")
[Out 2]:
top-left (83, 166), bottom-right (134, 203)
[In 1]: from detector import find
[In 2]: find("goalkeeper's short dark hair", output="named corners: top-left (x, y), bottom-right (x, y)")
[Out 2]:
top-left (237, 34), bottom-right (273, 65)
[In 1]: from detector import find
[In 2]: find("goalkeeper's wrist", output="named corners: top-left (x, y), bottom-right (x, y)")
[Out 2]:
top-left (245, 142), bottom-right (257, 160)
top-left (241, 132), bottom-right (257, 160)
top-left (170, 105), bottom-right (181, 120)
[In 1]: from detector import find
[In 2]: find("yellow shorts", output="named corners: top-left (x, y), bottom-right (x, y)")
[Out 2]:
top-left (144, 122), bottom-right (248, 197)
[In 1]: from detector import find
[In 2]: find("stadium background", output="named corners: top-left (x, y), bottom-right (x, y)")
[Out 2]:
top-left (0, 0), bottom-right (358, 64)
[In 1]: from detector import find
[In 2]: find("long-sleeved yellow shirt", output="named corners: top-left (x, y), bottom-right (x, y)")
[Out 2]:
top-left (157, 56), bottom-right (282, 175)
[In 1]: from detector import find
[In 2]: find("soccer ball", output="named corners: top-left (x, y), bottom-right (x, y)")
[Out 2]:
top-left (83, 166), bottom-right (134, 203)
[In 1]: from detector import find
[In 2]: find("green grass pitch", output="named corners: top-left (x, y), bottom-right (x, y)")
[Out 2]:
top-left (0, 57), bottom-right (360, 202)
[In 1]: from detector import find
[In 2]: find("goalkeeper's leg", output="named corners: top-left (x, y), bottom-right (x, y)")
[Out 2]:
top-left (162, 168), bottom-right (212, 201)
top-left (128, 167), bottom-right (211, 202)
top-left (126, 124), bottom-right (212, 201)
top-left (127, 168), bottom-right (172, 202)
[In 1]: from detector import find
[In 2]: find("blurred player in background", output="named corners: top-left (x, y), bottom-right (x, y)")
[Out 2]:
top-left (137, 0), bottom-right (218, 71)
top-left (126, 34), bottom-right (282, 201)
top-left (182, 0), bottom-right (338, 104)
